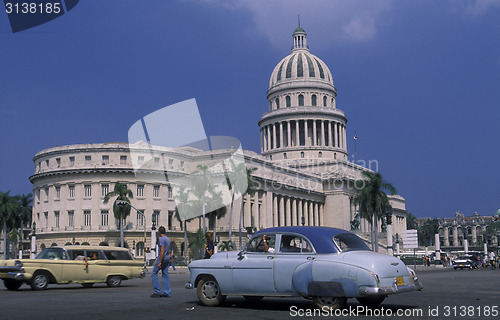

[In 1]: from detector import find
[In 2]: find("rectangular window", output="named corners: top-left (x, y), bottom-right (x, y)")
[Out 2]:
top-left (55, 186), bottom-right (61, 199)
top-left (167, 185), bottom-right (173, 199)
top-left (68, 211), bottom-right (74, 227)
top-left (101, 210), bottom-right (109, 226)
top-left (54, 211), bottom-right (60, 228)
top-left (153, 210), bottom-right (160, 226)
top-left (153, 185), bottom-right (160, 198)
top-left (69, 156), bottom-right (75, 167)
top-left (56, 158), bottom-right (61, 168)
top-left (168, 211), bottom-right (174, 230)
top-left (154, 157), bottom-right (160, 165)
top-left (45, 160), bottom-right (49, 168)
top-left (102, 155), bottom-right (109, 164)
top-left (69, 185), bottom-right (75, 198)
top-left (85, 156), bottom-right (92, 165)
top-left (120, 155), bottom-right (127, 164)
top-left (84, 210), bottom-right (91, 226)
top-left (138, 156), bottom-right (144, 165)
top-left (137, 212), bottom-right (144, 227)
top-left (101, 184), bottom-right (109, 197)
top-left (44, 212), bottom-right (48, 228)
top-left (168, 159), bottom-right (173, 169)
top-left (137, 184), bottom-right (144, 197)
top-left (84, 184), bottom-right (91, 197)
top-left (44, 188), bottom-right (49, 201)
top-left (180, 160), bottom-right (184, 169)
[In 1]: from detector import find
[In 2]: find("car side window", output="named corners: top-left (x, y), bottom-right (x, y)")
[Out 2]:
top-left (103, 250), bottom-right (133, 260)
top-left (280, 235), bottom-right (314, 253)
top-left (246, 234), bottom-right (276, 253)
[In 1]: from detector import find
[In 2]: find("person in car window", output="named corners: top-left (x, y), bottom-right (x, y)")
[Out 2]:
top-left (263, 234), bottom-right (275, 253)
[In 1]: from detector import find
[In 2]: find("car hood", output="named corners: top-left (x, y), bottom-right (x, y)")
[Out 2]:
top-left (341, 251), bottom-right (409, 278)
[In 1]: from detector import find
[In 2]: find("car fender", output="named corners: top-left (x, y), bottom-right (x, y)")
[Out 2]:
top-left (292, 260), bottom-right (376, 298)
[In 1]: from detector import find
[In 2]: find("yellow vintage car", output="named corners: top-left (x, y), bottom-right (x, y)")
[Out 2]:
top-left (0, 245), bottom-right (145, 290)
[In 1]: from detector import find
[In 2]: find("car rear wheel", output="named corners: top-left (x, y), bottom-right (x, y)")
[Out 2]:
top-left (356, 296), bottom-right (386, 308)
top-left (197, 276), bottom-right (226, 307)
top-left (313, 296), bottom-right (347, 310)
top-left (3, 279), bottom-right (23, 291)
top-left (82, 283), bottom-right (95, 288)
top-left (31, 271), bottom-right (49, 290)
top-left (106, 276), bottom-right (122, 288)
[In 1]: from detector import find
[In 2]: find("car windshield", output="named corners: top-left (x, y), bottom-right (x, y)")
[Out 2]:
top-left (36, 247), bottom-right (68, 260)
top-left (333, 233), bottom-right (370, 252)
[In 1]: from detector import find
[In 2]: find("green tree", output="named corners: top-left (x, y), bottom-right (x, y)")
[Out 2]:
top-left (174, 186), bottom-right (193, 263)
top-left (205, 190), bottom-right (227, 247)
top-left (0, 191), bottom-right (19, 258)
top-left (191, 165), bottom-right (215, 234)
top-left (354, 171), bottom-right (397, 252)
top-left (406, 212), bottom-right (417, 230)
top-left (103, 183), bottom-right (133, 247)
top-left (188, 229), bottom-right (205, 259)
top-left (418, 218), bottom-right (439, 247)
top-left (17, 193), bottom-right (33, 229)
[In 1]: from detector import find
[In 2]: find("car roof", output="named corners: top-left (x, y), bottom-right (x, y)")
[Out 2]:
top-left (254, 226), bottom-right (352, 254)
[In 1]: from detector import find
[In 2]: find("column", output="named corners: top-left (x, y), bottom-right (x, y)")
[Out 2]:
top-left (295, 120), bottom-right (300, 147)
top-left (266, 125), bottom-right (271, 151)
top-left (444, 227), bottom-right (449, 246)
top-left (279, 196), bottom-right (285, 227)
top-left (279, 122), bottom-right (284, 149)
top-left (273, 194), bottom-right (278, 227)
top-left (304, 120), bottom-right (309, 146)
top-left (272, 124), bottom-right (277, 150)
top-left (244, 194), bottom-right (251, 228)
top-left (313, 202), bottom-right (318, 226)
top-left (252, 192), bottom-right (258, 229)
top-left (287, 121), bottom-right (291, 147)
top-left (320, 121), bottom-right (325, 146)
top-left (313, 120), bottom-right (317, 146)
top-left (453, 226), bottom-right (458, 247)
top-left (328, 121), bottom-right (333, 147)
top-left (319, 203), bottom-right (323, 226)
top-left (298, 199), bottom-right (303, 226)
top-left (472, 226), bottom-right (477, 244)
top-left (265, 191), bottom-right (273, 229)
top-left (308, 201), bottom-right (313, 226)
top-left (291, 198), bottom-right (297, 226)
top-left (285, 197), bottom-right (291, 226)
top-left (343, 124), bottom-right (347, 149)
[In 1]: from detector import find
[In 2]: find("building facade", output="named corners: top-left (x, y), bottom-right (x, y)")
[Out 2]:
top-left (29, 26), bottom-right (408, 258)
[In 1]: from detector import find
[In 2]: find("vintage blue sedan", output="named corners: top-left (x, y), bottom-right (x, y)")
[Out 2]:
top-left (186, 226), bottom-right (423, 309)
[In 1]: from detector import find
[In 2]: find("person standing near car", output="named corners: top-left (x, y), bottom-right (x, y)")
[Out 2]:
top-left (204, 231), bottom-right (214, 259)
top-left (151, 226), bottom-right (171, 298)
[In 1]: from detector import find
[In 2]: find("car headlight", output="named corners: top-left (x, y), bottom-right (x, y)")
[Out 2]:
top-left (14, 260), bottom-right (23, 268)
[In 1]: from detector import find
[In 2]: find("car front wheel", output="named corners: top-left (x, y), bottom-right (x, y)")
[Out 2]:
top-left (313, 296), bottom-right (347, 310)
top-left (356, 296), bottom-right (386, 308)
top-left (106, 276), bottom-right (122, 287)
top-left (31, 272), bottom-right (49, 290)
top-left (197, 276), bottom-right (226, 307)
top-left (3, 279), bottom-right (23, 291)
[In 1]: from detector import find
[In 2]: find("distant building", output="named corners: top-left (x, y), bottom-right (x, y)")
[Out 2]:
top-left (29, 25), bottom-right (408, 258)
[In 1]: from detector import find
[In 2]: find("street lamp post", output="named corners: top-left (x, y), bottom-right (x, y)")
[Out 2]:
top-left (116, 200), bottom-right (147, 269)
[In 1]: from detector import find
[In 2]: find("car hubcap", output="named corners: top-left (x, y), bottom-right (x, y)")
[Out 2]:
top-left (202, 280), bottom-right (219, 300)
top-left (318, 296), bottom-right (336, 306)
top-left (35, 275), bottom-right (47, 288)
top-left (110, 278), bottom-right (120, 285)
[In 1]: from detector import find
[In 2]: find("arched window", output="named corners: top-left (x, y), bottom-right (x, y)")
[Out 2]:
top-left (312, 95), bottom-right (317, 106)
top-left (318, 152), bottom-right (322, 158)
top-left (286, 96), bottom-right (291, 108)
top-left (283, 153), bottom-right (287, 159)
top-left (300, 152), bottom-right (305, 158)
top-left (136, 242), bottom-right (145, 257)
top-left (275, 98), bottom-right (280, 109)
top-left (298, 94), bottom-right (304, 106)
top-left (323, 96), bottom-right (327, 106)
top-left (99, 241), bottom-right (109, 246)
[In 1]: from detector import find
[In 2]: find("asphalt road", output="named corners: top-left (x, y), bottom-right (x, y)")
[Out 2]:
top-left (1, 267), bottom-right (499, 320)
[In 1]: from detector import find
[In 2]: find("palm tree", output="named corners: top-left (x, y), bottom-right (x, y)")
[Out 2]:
top-left (354, 171), bottom-right (397, 252)
top-left (238, 167), bottom-right (258, 250)
top-left (174, 186), bottom-right (193, 263)
top-left (0, 191), bottom-right (19, 259)
top-left (205, 190), bottom-right (227, 247)
top-left (103, 183), bottom-right (133, 247)
top-left (406, 212), bottom-right (418, 230)
top-left (18, 193), bottom-right (33, 229)
top-left (191, 165), bottom-right (215, 234)
top-left (188, 229), bottom-right (205, 259)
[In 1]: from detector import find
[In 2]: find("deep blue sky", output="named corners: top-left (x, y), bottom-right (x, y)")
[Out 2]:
top-left (1, 0), bottom-right (499, 219)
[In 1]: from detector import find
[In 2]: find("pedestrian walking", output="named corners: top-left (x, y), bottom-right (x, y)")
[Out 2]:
top-left (151, 226), bottom-right (171, 298)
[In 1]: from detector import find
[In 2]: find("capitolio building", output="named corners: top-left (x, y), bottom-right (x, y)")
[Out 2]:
top-left (30, 25), bottom-right (408, 258)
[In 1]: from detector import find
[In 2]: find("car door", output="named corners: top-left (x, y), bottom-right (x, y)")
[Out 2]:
top-left (231, 233), bottom-right (277, 294)
top-left (85, 250), bottom-right (108, 282)
top-left (273, 234), bottom-right (316, 293)
top-left (61, 249), bottom-right (89, 283)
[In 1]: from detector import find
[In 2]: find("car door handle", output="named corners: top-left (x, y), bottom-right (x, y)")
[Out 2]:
top-left (267, 256), bottom-right (274, 260)
top-left (307, 256), bottom-right (315, 260)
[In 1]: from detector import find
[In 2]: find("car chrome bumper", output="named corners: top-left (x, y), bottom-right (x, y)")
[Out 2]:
top-left (185, 282), bottom-right (194, 289)
top-left (0, 271), bottom-right (27, 282)
top-left (359, 277), bottom-right (423, 296)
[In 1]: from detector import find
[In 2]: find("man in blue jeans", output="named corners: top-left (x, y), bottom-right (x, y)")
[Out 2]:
top-left (151, 226), bottom-right (171, 298)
